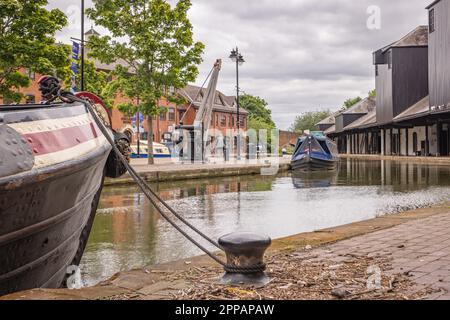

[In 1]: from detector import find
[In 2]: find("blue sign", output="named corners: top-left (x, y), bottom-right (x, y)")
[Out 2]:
top-left (70, 41), bottom-right (80, 93)
top-left (132, 112), bottom-right (144, 124)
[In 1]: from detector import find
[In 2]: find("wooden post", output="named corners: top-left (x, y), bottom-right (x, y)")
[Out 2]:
top-left (366, 132), bottom-right (369, 154)
top-left (436, 121), bottom-right (442, 157)
top-left (425, 124), bottom-right (429, 156)
top-left (405, 128), bottom-right (409, 156)
top-left (357, 134), bottom-right (360, 154)
top-left (390, 128), bottom-right (393, 155)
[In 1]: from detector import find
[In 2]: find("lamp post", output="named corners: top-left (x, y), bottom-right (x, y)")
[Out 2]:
top-left (81, 0), bottom-right (85, 91)
top-left (229, 47), bottom-right (245, 160)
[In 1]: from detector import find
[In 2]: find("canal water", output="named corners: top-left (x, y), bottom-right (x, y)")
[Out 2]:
top-left (80, 159), bottom-right (450, 286)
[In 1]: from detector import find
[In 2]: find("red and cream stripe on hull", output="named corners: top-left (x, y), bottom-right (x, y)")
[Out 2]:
top-left (8, 113), bottom-right (109, 169)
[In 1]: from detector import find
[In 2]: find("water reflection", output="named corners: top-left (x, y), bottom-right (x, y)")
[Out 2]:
top-left (292, 170), bottom-right (339, 188)
top-left (81, 159), bottom-right (450, 286)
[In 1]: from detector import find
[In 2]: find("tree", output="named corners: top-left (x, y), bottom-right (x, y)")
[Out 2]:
top-left (343, 96), bottom-right (362, 109)
top-left (0, 0), bottom-right (70, 102)
top-left (87, 0), bottom-right (204, 164)
top-left (248, 116), bottom-right (276, 152)
top-left (368, 89), bottom-right (376, 99)
top-left (75, 58), bottom-right (114, 108)
top-left (289, 110), bottom-right (332, 133)
top-left (240, 94), bottom-right (275, 127)
top-left (241, 94), bottom-right (276, 153)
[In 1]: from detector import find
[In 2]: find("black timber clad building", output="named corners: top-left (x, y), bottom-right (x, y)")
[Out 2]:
top-left (373, 26), bottom-right (429, 126)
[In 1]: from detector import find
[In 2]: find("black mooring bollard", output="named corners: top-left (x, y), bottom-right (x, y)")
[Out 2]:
top-left (218, 232), bottom-right (272, 286)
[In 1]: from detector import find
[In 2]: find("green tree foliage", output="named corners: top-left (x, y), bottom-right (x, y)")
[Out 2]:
top-left (87, 0), bottom-right (204, 164)
top-left (242, 94), bottom-right (276, 152)
top-left (75, 58), bottom-right (115, 108)
top-left (248, 116), bottom-right (276, 152)
top-left (240, 94), bottom-right (275, 127)
top-left (343, 96), bottom-right (362, 109)
top-left (289, 110), bottom-right (332, 133)
top-left (368, 89), bottom-right (376, 98)
top-left (0, 0), bottom-right (70, 102)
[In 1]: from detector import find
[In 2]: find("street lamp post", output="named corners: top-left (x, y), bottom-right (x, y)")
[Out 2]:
top-left (229, 47), bottom-right (245, 160)
top-left (81, 0), bottom-right (85, 91)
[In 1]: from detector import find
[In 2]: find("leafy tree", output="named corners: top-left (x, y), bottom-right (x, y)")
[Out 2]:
top-left (343, 96), bottom-right (362, 109)
top-left (242, 94), bottom-right (276, 152)
top-left (87, 0), bottom-right (204, 164)
top-left (289, 110), bottom-right (332, 133)
top-left (75, 58), bottom-right (114, 108)
top-left (247, 116), bottom-right (276, 152)
top-left (368, 89), bottom-right (376, 98)
top-left (240, 94), bottom-right (275, 127)
top-left (0, 0), bottom-right (70, 102)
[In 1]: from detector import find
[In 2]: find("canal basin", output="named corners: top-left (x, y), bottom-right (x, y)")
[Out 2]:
top-left (80, 158), bottom-right (450, 286)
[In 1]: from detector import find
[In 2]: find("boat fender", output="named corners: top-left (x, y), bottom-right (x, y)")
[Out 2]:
top-left (105, 131), bottom-right (131, 178)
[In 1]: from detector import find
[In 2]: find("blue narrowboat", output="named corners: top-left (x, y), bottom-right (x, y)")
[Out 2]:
top-left (291, 132), bottom-right (339, 171)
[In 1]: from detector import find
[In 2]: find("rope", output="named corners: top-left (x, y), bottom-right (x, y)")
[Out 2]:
top-left (61, 92), bottom-right (265, 274)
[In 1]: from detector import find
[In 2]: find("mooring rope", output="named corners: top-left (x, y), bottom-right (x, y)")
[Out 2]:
top-left (61, 92), bottom-right (265, 274)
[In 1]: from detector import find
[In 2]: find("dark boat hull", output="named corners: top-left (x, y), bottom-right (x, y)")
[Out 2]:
top-left (0, 146), bottom-right (109, 295)
top-left (0, 102), bottom-right (111, 296)
top-left (291, 155), bottom-right (338, 172)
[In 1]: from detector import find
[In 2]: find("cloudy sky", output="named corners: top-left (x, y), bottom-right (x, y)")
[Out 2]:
top-left (49, 0), bottom-right (429, 129)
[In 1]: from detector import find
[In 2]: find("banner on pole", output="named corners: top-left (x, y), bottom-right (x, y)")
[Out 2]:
top-left (70, 41), bottom-right (80, 93)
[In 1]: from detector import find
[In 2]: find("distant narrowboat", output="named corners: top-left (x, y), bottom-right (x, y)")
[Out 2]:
top-left (291, 132), bottom-right (339, 171)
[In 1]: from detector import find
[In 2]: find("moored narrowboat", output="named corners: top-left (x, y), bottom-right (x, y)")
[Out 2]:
top-left (291, 132), bottom-right (339, 172)
top-left (0, 77), bottom-right (129, 296)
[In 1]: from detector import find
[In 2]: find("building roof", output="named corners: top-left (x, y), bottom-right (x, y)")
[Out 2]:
top-left (93, 59), bottom-right (131, 72)
top-left (317, 113), bottom-right (336, 126)
top-left (393, 96), bottom-right (429, 122)
top-left (378, 26), bottom-right (428, 53)
top-left (84, 29), bottom-right (131, 72)
top-left (342, 96), bottom-right (376, 115)
top-left (324, 125), bottom-right (336, 135)
top-left (316, 109), bottom-right (344, 126)
top-left (343, 109), bottom-right (377, 131)
top-left (178, 85), bottom-right (248, 115)
top-left (426, 0), bottom-right (442, 9)
top-left (85, 27), bottom-right (100, 36)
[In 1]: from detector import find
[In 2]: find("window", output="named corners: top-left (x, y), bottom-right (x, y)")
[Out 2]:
top-left (220, 115), bottom-right (227, 127)
top-left (27, 69), bottom-right (35, 80)
top-left (242, 117), bottom-right (246, 128)
top-left (168, 108), bottom-right (175, 121)
top-left (387, 50), bottom-right (392, 70)
top-left (160, 112), bottom-right (167, 121)
top-left (238, 116), bottom-right (246, 128)
top-left (179, 111), bottom-right (185, 122)
top-left (25, 94), bottom-right (35, 104)
top-left (429, 9), bottom-right (435, 33)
